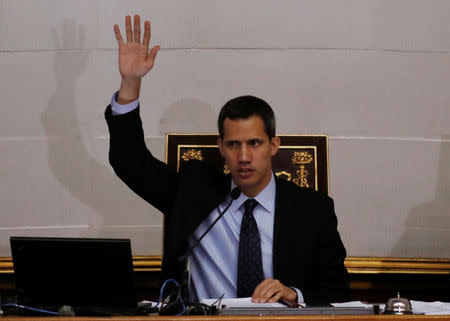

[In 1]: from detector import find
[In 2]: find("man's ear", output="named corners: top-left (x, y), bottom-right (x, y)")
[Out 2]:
top-left (270, 136), bottom-right (280, 156)
top-left (217, 137), bottom-right (225, 157)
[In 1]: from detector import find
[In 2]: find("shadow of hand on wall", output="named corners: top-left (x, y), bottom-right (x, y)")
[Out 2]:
top-left (40, 20), bottom-right (154, 237)
top-left (391, 135), bottom-right (450, 258)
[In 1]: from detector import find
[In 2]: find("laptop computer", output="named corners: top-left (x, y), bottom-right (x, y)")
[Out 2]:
top-left (10, 236), bottom-right (138, 316)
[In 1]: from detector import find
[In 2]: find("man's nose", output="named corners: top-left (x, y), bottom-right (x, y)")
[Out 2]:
top-left (238, 145), bottom-right (250, 162)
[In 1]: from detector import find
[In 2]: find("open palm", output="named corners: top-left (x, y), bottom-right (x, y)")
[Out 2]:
top-left (114, 15), bottom-right (159, 80)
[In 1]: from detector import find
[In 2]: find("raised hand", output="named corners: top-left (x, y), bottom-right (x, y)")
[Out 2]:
top-left (114, 15), bottom-right (160, 104)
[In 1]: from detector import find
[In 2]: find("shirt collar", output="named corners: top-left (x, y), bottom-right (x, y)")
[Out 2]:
top-left (230, 173), bottom-right (276, 214)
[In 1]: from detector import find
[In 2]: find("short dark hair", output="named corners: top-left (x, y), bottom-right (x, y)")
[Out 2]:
top-left (218, 95), bottom-right (276, 139)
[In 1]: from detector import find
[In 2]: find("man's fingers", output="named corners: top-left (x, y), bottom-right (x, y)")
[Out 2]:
top-left (142, 20), bottom-right (151, 47)
top-left (264, 284), bottom-right (281, 299)
top-left (268, 292), bottom-right (283, 303)
top-left (252, 279), bottom-right (296, 303)
top-left (252, 279), bottom-right (279, 302)
top-left (133, 14), bottom-right (141, 42)
top-left (113, 24), bottom-right (124, 46)
top-left (258, 279), bottom-right (281, 297)
top-left (148, 45), bottom-right (160, 64)
top-left (254, 278), bottom-right (272, 291)
top-left (256, 282), bottom-right (275, 297)
top-left (259, 287), bottom-right (277, 302)
top-left (252, 279), bottom-right (270, 297)
top-left (125, 15), bottom-right (132, 42)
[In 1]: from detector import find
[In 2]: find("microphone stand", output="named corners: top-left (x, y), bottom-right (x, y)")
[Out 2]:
top-left (179, 187), bottom-right (241, 305)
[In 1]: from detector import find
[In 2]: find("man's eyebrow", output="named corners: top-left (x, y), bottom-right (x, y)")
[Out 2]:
top-left (224, 139), bottom-right (240, 145)
top-left (223, 138), bottom-right (265, 143)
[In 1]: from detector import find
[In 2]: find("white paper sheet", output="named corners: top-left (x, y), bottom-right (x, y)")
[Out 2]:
top-left (332, 300), bottom-right (450, 315)
top-left (202, 297), bottom-right (287, 308)
top-left (411, 301), bottom-right (450, 315)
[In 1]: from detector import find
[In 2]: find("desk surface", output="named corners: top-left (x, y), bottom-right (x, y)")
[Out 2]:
top-left (1, 316), bottom-right (450, 321)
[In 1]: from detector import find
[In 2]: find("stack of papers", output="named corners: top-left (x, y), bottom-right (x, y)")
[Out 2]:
top-left (332, 301), bottom-right (379, 309)
top-left (201, 297), bottom-right (286, 308)
top-left (411, 301), bottom-right (450, 315)
top-left (332, 300), bottom-right (450, 315)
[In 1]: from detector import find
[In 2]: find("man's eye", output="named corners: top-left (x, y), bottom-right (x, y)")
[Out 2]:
top-left (249, 140), bottom-right (260, 146)
top-left (227, 142), bottom-right (238, 147)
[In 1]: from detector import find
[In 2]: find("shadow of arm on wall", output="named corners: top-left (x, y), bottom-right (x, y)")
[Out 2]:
top-left (41, 20), bottom-right (154, 229)
top-left (390, 135), bottom-right (450, 258)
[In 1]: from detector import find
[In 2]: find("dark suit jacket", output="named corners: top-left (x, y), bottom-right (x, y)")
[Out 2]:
top-left (105, 105), bottom-right (349, 304)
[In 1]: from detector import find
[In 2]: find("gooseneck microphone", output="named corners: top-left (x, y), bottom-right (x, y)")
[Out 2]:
top-left (179, 187), bottom-right (241, 262)
top-left (177, 187), bottom-right (241, 306)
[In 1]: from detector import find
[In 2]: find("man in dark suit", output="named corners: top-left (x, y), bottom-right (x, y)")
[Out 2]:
top-left (106, 14), bottom-right (349, 304)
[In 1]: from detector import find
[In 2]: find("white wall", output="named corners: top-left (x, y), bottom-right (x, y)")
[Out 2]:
top-left (1, 0), bottom-right (449, 258)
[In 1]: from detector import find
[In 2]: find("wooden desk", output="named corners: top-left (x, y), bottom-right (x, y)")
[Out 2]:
top-left (1, 315), bottom-right (449, 321)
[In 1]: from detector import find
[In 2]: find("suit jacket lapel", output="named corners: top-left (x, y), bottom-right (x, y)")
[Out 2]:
top-left (272, 177), bottom-right (287, 278)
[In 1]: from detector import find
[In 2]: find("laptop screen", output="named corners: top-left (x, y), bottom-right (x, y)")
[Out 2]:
top-left (10, 236), bottom-right (137, 308)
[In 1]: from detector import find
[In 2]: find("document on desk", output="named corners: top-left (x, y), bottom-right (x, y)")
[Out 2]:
top-left (202, 297), bottom-right (287, 308)
top-left (332, 301), bottom-right (381, 309)
top-left (411, 301), bottom-right (450, 315)
top-left (333, 300), bottom-right (450, 315)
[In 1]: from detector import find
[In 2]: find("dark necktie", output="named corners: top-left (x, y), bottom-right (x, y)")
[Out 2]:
top-left (237, 199), bottom-right (264, 297)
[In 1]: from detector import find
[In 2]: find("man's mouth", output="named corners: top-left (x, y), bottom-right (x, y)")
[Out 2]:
top-left (237, 168), bottom-right (254, 178)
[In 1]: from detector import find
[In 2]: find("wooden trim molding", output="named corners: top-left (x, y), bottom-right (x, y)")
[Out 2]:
top-left (1, 256), bottom-right (450, 275)
top-left (0, 255), bottom-right (163, 274)
top-left (345, 257), bottom-right (450, 274)
top-left (133, 255), bottom-right (162, 272)
top-left (0, 257), bottom-right (13, 274)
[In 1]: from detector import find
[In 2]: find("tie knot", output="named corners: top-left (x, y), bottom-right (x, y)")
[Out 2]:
top-left (244, 199), bottom-right (258, 214)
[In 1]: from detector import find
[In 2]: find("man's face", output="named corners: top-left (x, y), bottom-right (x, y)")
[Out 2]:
top-left (218, 115), bottom-right (280, 197)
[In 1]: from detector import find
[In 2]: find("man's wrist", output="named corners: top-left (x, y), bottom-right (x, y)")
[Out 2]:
top-left (117, 78), bottom-right (141, 104)
top-left (288, 287), bottom-right (298, 301)
top-left (111, 91), bottom-right (139, 115)
top-left (289, 287), bottom-right (304, 304)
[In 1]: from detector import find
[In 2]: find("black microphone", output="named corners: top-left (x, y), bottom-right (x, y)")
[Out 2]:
top-left (178, 187), bottom-right (241, 306)
top-left (179, 187), bottom-right (241, 262)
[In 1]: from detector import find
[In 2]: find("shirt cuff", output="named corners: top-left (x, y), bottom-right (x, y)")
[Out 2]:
top-left (291, 287), bottom-right (304, 304)
top-left (110, 91), bottom-right (139, 115)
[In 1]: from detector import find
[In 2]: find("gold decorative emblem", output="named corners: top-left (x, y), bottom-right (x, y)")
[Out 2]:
top-left (291, 151), bottom-right (313, 188)
top-left (223, 164), bottom-right (230, 175)
top-left (181, 149), bottom-right (203, 162)
top-left (275, 171), bottom-right (292, 181)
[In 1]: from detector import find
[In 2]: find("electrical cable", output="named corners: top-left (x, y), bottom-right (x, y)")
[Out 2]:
top-left (210, 292), bottom-right (225, 310)
top-left (156, 278), bottom-right (186, 316)
top-left (1, 303), bottom-right (59, 315)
